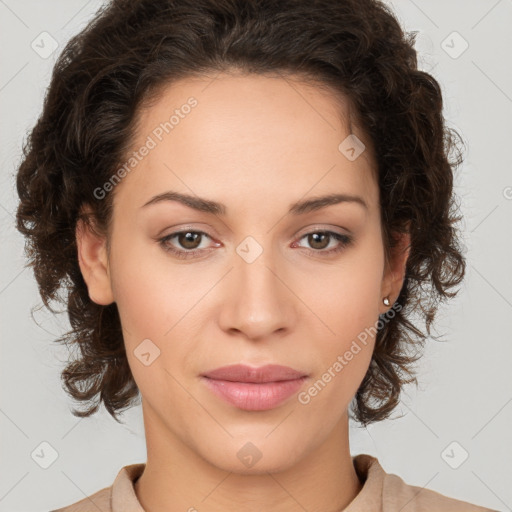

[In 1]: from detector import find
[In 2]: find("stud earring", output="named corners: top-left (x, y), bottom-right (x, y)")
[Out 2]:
top-left (383, 297), bottom-right (390, 306)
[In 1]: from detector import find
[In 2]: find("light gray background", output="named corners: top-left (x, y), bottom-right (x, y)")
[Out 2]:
top-left (1, 1), bottom-right (511, 511)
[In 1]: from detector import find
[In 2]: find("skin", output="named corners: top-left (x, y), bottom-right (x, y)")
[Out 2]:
top-left (77, 72), bottom-right (410, 512)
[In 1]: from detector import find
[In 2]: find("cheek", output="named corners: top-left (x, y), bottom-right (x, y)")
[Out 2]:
top-left (111, 268), bottom-right (169, 337)
top-left (109, 234), bottom-right (197, 335)
top-left (107, 237), bottom-right (210, 385)
top-left (109, 258), bottom-right (182, 402)
top-left (301, 236), bottom-right (384, 401)
top-left (307, 234), bottom-right (385, 336)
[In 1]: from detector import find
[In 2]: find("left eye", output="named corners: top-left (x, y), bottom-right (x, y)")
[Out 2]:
top-left (158, 229), bottom-right (353, 259)
top-left (294, 231), bottom-right (352, 252)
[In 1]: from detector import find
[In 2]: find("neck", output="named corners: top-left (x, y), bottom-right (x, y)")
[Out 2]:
top-left (135, 402), bottom-right (362, 512)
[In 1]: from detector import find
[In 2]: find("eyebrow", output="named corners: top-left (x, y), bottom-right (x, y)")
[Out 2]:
top-left (141, 191), bottom-right (367, 215)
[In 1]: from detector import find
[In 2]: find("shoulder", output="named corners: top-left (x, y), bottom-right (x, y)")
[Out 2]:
top-left (382, 471), bottom-right (496, 511)
top-left (352, 454), bottom-right (497, 512)
top-left (50, 462), bottom-right (145, 512)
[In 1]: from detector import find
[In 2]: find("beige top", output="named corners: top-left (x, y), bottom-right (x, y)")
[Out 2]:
top-left (51, 453), bottom-right (497, 511)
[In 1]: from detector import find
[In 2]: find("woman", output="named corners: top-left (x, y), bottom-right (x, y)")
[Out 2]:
top-left (15, 0), bottom-right (497, 510)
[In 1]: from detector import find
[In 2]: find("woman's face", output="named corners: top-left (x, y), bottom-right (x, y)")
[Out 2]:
top-left (86, 72), bottom-right (402, 473)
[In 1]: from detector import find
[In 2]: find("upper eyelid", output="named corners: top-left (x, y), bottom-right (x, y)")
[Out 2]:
top-left (163, 221), bottom-right (350, 236)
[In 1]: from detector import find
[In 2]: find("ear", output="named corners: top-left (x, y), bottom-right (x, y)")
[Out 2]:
top-left (380, 229), bottom-right (411, 313)
top-left (76, 206), bottom-right (114, 305)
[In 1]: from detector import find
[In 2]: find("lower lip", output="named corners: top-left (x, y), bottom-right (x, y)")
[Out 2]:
top-left (201, 376), bottom-right (308, 411)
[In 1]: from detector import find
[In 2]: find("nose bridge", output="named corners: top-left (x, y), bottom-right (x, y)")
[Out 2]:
top-left (218, 234), bottom-right (295, 339)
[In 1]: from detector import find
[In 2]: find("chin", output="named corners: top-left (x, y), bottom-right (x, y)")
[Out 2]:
top-left (199, 436), bottom-right (304, 475)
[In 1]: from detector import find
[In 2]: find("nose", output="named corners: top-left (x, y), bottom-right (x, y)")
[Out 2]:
top-left (217, 241), bottom-right (297, 341)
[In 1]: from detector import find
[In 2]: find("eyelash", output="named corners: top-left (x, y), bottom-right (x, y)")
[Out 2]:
top-left (158, 229), bottom-right (353, 260)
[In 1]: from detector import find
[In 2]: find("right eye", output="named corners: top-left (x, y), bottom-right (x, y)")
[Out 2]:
top-left (158, 230), bottom-right (218, 259)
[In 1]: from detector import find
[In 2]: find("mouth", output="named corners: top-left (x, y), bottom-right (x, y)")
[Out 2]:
top-left (200, 364), bottom-right (309, 411)
top-left (201, 363), bottom-right (308, 383)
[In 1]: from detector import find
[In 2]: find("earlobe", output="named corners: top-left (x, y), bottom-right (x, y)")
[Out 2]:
top-left (76, 211), bottom-right (114, 306)
top-left (381, 231), bottom-right (411, 310)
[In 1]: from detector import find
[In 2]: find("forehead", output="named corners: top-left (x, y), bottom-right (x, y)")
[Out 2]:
top-left (114, 72), bottom-right (378, 214)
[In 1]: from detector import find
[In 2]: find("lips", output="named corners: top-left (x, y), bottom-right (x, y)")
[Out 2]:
top-left (201, 364), bottom-right (308, 383)
top-left (201, 364), bottom-right (309, 411)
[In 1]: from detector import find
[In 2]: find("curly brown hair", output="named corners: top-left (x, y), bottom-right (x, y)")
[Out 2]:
top-left (15, 0), bottom-right (465, 427)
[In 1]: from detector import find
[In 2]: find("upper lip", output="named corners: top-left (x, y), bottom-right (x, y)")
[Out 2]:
top-left (201, 364), bottom-right (308, 383)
